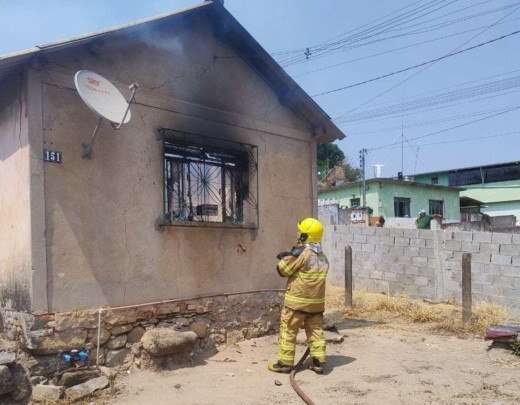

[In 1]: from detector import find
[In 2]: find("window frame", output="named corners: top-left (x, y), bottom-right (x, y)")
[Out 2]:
top-left (158, 128), bottom-right (259, 229)
top-left (429, 199), bottom-right (444, 216)
top-left (394, 197), bottom-right (411, 218)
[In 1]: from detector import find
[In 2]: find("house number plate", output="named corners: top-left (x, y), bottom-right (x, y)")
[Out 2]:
top-left (43, 149), bottom-right (62, 164)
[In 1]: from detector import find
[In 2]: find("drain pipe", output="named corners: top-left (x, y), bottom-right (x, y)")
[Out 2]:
top-left (96, 308), bottom-right (104, 368)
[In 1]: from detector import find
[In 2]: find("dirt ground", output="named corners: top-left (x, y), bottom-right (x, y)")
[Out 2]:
top-left (97, 319), bottom-right (520, 405)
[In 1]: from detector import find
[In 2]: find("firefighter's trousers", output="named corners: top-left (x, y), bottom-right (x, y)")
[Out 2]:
top-left (278, 306), bottom-right (326, 366)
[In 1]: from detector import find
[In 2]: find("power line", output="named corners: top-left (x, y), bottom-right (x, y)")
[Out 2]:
top-left (368, 105), bottom-right (520, 151)
top-left (295, 16), bottom-right (520, 78)
top-left (342, 87), bottom-right (520, 126)
top-left (334, 3), bottom-right (520, 119)
top-left (344, 105), bottom-right (520, 135)
top-left (279, 0), bottom-right (517, 67)
top-left (312, 29), bottom-right (520, 98)
top-left (277, 0), bottom-right (460, 66)
top-left (335, 74), bottom-right (520, 123)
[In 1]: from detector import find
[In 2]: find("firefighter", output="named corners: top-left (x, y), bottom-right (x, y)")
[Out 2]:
top-left (268, 217), bottom-right (329, 374)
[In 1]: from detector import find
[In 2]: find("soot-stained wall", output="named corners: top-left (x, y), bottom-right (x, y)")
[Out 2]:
top-left (38, 14), bottom-right (317, 311)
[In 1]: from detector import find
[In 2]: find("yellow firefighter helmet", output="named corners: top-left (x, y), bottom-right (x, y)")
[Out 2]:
top-left (297, 217), bottom-right (323, 243)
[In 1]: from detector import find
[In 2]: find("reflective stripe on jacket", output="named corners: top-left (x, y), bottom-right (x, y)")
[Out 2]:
top-left (276, 245), bottom-right (329, 313)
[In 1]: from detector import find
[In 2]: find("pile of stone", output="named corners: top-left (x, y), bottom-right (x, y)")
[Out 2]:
top-left (31, 367), bottom-right (111, 403)
top-left (0, 351), bottom-right (32, 403)
top-left (20, 293), bottom-right (281, 379)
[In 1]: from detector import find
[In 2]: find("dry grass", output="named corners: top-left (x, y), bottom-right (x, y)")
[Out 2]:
top-left (326, 285), bottom-right (512, 336)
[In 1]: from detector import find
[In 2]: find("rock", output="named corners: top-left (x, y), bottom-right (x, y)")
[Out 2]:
top-left (274, 379), bottom-right (282, 386)
top-left (324, 330), bottom-right (344, 344)
top-left (27, 328), bottom-right (88, 355)
top-left (9, 363), bottom-right (32, 402)
top-left (190, 321), bottom-right (208, 338)
top-left (55, 310), bottom-right (98, 331)
top-left (58, 369), bottom-right (100, 387)
top-left (174, 383), bottom-right (182, 389)
top-left (107, 334), bottom-right (127, 350)
top-left (0, 351), bottom-right (16, 365)
top-left (0, 365), bottom-right (13, 395)
top-left (156, 303), bottom-right (181, 316)
top-left (225, 372), bottom-right (235, 377)
top-left (99, 366), bottom-right (117, 380)
top-left (87, 327), bottom-right (111, 345)
top-left (127, 326), bottom-right (146, 344)
top-left (105, 348), bottom-right (130, 367)
top-left (174, 317), bottom-right (190, 327)
top-left (141, 329), bottom-right (197, 356)
top-left (65, 375), bottom-right (109, 402)
top-left (88, 347), bottom-right (106, 366)
top-left (111, 324), bottom-right (133, 336)
top-left (323, 310), bottom-right (344, 331)
top-left (32, 384), bottom-right (64, 402)
top-left (245, 327), bottom-right (262, 339)
top-left (30, 376), bottom-right (48, 386)
top-left (27, 355), bottom-right (62, 377)
top-left (226, 330), bottom-right (244, 345)
top-left (103, 309), bottom-right (138, 326)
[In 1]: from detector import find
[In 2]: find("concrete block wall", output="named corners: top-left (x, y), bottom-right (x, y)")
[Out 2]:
top-left (323, 225), bottom-right (520, 314)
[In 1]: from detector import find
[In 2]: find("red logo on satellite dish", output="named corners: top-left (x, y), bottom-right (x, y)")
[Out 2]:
top-left (87, 77), bottom-right (100, 87)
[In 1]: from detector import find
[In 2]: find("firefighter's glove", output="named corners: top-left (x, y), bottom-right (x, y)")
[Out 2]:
top-left (276, 251), bottom-right (291, 260)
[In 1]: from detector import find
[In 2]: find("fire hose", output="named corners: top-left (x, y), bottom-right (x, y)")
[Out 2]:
top-left (289, 348), bottom-right (316, 405)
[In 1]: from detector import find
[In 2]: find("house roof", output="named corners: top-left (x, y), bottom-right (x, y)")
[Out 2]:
top-left (319, 177), bottom-right (464, 194)
top-left (0, 1), bottom-right (344, 143)
top-left (460, 196), bottom-right (483, 207)
top-left (414, 160), bottom-right (520, 177)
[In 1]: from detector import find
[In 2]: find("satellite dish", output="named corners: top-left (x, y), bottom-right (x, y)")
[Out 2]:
top-left (73, 70), bottom-right (138, 158)
top-left (74, 70), bottom-right (131, 124)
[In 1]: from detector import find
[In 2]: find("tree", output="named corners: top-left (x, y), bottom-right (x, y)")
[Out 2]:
top-left (317, 143), bottom-right (361, 182)
top-left (317, 143), bottom-right (344, 169)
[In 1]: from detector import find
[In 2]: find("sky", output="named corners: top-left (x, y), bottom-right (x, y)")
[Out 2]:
top-left (1, 0), bottom-right (519, 178)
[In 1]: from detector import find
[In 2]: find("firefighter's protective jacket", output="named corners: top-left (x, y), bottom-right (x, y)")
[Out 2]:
top-left (277, 243), bottom-right (329, 313)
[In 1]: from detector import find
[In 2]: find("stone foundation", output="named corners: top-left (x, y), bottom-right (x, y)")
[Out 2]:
top-left (1, 291), bottom-right (283, 380)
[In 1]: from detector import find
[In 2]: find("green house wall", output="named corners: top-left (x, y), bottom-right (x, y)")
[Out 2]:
top-left (414, 173), bottom-right (450, 186)
top-left (319, 181), bottom-right (461, 220)
top-left (415, 171), bottom-right (520, 220)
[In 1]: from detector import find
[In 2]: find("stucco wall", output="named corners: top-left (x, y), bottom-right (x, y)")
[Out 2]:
top-left (318, 183), bottom-right (379, 211)
top-left (38, 14), bottom-right (316, 311)
top-left (0, 71), bottom-right (32, 311)
top-left (377, 182), bottom-right (460, 220)
top-left (319, 181), bottom-right (460, 220)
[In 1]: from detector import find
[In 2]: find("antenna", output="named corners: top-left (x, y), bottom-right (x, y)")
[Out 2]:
top-left (74, 70), bottom-right (139, 159)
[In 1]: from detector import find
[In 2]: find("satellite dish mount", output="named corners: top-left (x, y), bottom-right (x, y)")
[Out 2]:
top-left (74, 70), bottom-right (139, 159)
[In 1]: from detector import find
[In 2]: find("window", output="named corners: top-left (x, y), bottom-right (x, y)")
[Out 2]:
top-left (350, 198), bottom-right (360, 208)
top-left (394, 197), bottom-right (411, 217)
top-left (429, 200), bottom-right (444, 216)
top-left (448, 168), bottom-right (482, 186)
top-left (431, 176), bottom-right (438, 185)
top-left (483, 163), bottom-right (520, 183)
top-left (161, 129), bottom-right (258, 227)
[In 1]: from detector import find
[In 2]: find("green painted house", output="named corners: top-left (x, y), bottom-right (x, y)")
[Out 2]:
top-left (318, 178), bottom-right (462, 221)
top-left (414, 161), bottom-right (520, 223)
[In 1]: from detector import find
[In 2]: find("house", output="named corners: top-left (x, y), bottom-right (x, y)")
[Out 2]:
top-left (0, 0), bottom-right (344, 349)
top-left (318, 178), bottom-right (462, 223)
top-left (414, 161), bottom-right (520, 225)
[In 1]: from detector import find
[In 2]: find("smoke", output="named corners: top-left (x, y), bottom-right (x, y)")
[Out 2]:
top-left (136, 24), bottom-right (185, 56)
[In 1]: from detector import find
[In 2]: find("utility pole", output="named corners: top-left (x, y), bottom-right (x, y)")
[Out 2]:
top-left (401, 122), bottom-right (404, 175)
top-left (359, 148), bottom-right (367, 207)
